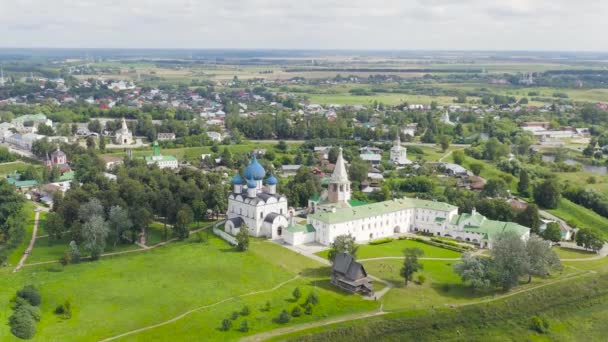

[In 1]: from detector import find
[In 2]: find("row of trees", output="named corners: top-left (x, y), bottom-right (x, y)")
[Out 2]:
top-left (455, 233), bottom-right (562, 291)
top-left (0, 179), bottom-right (26, 264)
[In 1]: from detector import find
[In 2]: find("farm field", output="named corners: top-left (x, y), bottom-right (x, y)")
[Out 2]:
top-left (0, 161), bottom-right (37, 176)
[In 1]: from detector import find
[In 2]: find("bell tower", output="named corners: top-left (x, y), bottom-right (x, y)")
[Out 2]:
top-left (328, 147), bottom-right (351, 203)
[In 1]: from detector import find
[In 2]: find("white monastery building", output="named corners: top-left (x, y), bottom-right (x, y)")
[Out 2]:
top-left (225, 149), bottom-right (530, 249)
top-left (114, 118), bottom-right (133, 145)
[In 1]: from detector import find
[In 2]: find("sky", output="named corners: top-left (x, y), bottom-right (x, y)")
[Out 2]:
top-left (1, 0), bottom-right (607, 51)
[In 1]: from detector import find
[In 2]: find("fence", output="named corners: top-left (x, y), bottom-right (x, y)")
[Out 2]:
top-left (212, 220), bottom-right (238, 246)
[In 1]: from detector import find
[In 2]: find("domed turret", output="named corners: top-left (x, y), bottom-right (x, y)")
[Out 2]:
top-left (266, 175), bottom-right (278, 185)
top-left (232, 174), bottom-right (243, 185)
top-left (244, 156), bottom-right (266, 180)
top-left (246, 177), bottom-right (258, 198)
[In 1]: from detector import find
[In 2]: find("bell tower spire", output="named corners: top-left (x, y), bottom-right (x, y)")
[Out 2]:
top-left (328, 147), bottom-right (351, 203)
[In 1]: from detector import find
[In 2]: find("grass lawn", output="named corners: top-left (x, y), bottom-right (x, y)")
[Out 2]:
top-left (0, 161), bottom-right (35, 176)
top-left (6, 202), bottom-right (37, 266)
top-left (315, 239), bottom-right (461, 260)
top-left (548, 198), bottom-right (608, 237)
top-left (553, 246), bottom-right (596, 260)
top-left (362, 258), bottom-right (580, 312)
top-left (0, 236), bottom-right (377, 341)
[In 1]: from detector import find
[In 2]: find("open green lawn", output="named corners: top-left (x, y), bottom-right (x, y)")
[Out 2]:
top-left (553, 246), bottom-right (596, 260)
top-left (316, 239), bottom-right (461, 260)
top-left (0, 161), bottom-right (36, 176)
top-left (0, 236), bottom-right (377, 341)
top-left (6, 202), bottom-right (37, 266)
top-left (548, 198), bottom-right (608, 237)
top-left (103, 142), bottom-right (302, 163)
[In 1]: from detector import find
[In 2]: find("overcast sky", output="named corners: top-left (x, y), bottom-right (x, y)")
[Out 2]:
top-left (1, 0), bottom-right (606, 51)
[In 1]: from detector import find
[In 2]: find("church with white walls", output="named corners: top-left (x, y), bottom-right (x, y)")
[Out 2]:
top-left (224, 156), bottom-right (290, 239)
top-left (225, 150), bottom-right (530, 249)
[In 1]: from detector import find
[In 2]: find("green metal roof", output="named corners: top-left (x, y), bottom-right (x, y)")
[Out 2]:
top-left (59, 171), bottom-right (75, 181)
top-left (145, 155), bottom-right (177, 162)
top-left (286, 223), bottom-right (316, 233)
top-left (463, 219), bottom-right (529, 241)
top-left (348, 199), bottom-right (368, 207)
top-left (309, 198), bottom-right (458, 224)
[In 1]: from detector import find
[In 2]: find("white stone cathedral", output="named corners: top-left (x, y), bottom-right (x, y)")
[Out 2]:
top-left (225, 156), bottom-right (290, 239)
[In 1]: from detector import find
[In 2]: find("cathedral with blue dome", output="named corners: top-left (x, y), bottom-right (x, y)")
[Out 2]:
top-left (225, 156), bottom-right (290, 239)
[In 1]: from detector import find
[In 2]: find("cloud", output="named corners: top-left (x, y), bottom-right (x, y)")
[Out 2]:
top-left (0, 0), bottom-right (606, 50)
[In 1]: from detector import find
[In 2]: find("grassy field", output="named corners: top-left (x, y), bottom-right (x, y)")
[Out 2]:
top-left (553, 246), bottom-right (596, 259)
top-left (548, 198), bottom-right (608, 237)
top-left (103, 141), bottom-right (302, 164)
top-left (275, 271), bottom-right (608, 341)
top-left (0, 236), bottom-right (378, 341)
top-left (0, 161), bottom-right (35, 176)
top-left (315, 239), bottom-right (461, 260)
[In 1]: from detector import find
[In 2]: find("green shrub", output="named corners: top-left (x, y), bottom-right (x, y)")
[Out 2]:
top-left (239, 320), bottom-right (249, 332)
top-left (293, 287), bottom-right (301, 300)
top-left (263, 300), bottom-right (271, 312)
top-left (221, 318), bottom-right (232, 331)
top-left (9, 309), bottom-right (37, 340)
top-left (306, 292), bottom-right (320, 306)
top-left (276, 309), bottom-right (291, 324)
top-left (417, 275), bottom-right (426, 285)
top-left (231, 311), bottom-right (239, 320)
top-left (304, 304), bottom-right (313, 315)
top-left (529, 316), bottom-right (549, 333)
top-left (292, 306), bottom-right (302, 317)
top-left (241, 305), bottom-right (250, 316)
top-left (17, 285), bottom-right (41, 306)
top-left (369, 237), bottom-right (394, 245)
top-left (54, 299), bottom-right (72, 319)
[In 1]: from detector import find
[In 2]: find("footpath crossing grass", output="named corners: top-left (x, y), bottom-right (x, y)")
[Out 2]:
top-left (315, 239), bottom-right (461, 260)
top-left (0, 236), bottom-right (377, 341)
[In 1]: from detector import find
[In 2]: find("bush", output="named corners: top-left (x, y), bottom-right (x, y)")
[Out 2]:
top-left (54, 299), bottom-right (72, 319)
top-left (231, 311), bottom-right (239, 320)
top-left (263, 301), bottom-right (271, 312)
top-left (291, 306), bottom-right (302, 317)
top-left (241, 305), bottom-right (250, 316)
top-left (530, 315), bottom-right (549, 333)
top-left (306, 292), bottom-right (320, 306)
top-left (17, 285), bottom-right (41, 306)
top-left (369, 237), bottom-right (394, 245)
top-left (239, 320), bottom-right (249, 332)
top-left (276, 309), bottom-right (291, 324)
top-left (221, 318), bottom-right (232, 331)
top-left (304, 304), bottom-right (313, 315)
top-left (293, 287), bottom-right (301, 300)
top-left (9, 309), bottom-right (37, 339)
top-left (417, 275), bottom-right (427, 285)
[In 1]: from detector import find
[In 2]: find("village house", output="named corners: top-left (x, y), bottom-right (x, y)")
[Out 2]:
top-left (331, 253), bottom-right (373, 296)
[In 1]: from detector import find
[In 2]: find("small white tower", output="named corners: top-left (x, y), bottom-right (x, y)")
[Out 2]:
top-left (328, 147), bottom-right (351, 203)
top-left (232, 174), bottom-right (243, 194)
top-left (265, 175), bottom-right (278, 195)
top-left (247, 178), bottom-right (258, 198)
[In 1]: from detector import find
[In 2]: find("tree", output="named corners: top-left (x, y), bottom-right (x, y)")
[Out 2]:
top-left (174, 205), bottom-right (193, 240)
top-left (348, 159), bottom-right (368, 184)
top-left (306, 292), bottom-right (319, 306)
top-left (69, 240), bottom-right (81, 264)
top-left (291, 306), bottom-right (302, 317)
top-left (327, 234), bottom-right (358, 262)
top-left (575, 228), bottom-right (604, 252)
top-left (400, 248), bottom-right (424, 285)
top-left (439, 135), bottom-right (450, 152)
top-left (236, 224), bottom-right (250, 251)
top-left (541, 222), bottom-right (562, 243)
top-left (221, 318), bottom-right (232, 331)
top-left (534, 179), bottom-right (561, 209)
top-left (88, 119), bottom-right (102, 133)
top-left (78, 198), bottom-right (104, 222)
top-left (276, 309), bottom-right (290, 324)
top-left (45, 212), bottom-right (66, 241)
top-left (239, 320), bottom-right (249, 332)
top-left (481, 178), bottom-right (509, 198)
top-left (98, 136), bottom-right (106, 151)
top-left (292, 287), bottom-right (301, 301)
top-left (516, 204), bottom-right (541, 233)
top-left (192, 200), bottom-right (207, 229)
top-left (452, 150), bottom-right (465, 165)
top-left (454, 252), bottom-right (491, 292)
top-left (108, 206), bottom-right (133, 247)
top-left (328, 146), bottom-right (340, 164)
top-left (276, 140), bottom-right (288, 152)
top-left (9, 305), bottom-right (37, 339)
top-left (470, 162), bottom-right (484, 176)
top-left (525, 235), bottom-right (562, 283)
top-left (81, 215), bottom-right (109, 260)
top-left (491, 231), bottom-right (530, 291)
top-left (17, 285), bottom-right (41, 306)
top-left (241, 305), bottom-right (250, 316)
top-left (518, 169), bottom-right (530, 196)
top-left (86, 136), bottom-right (96, 150)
